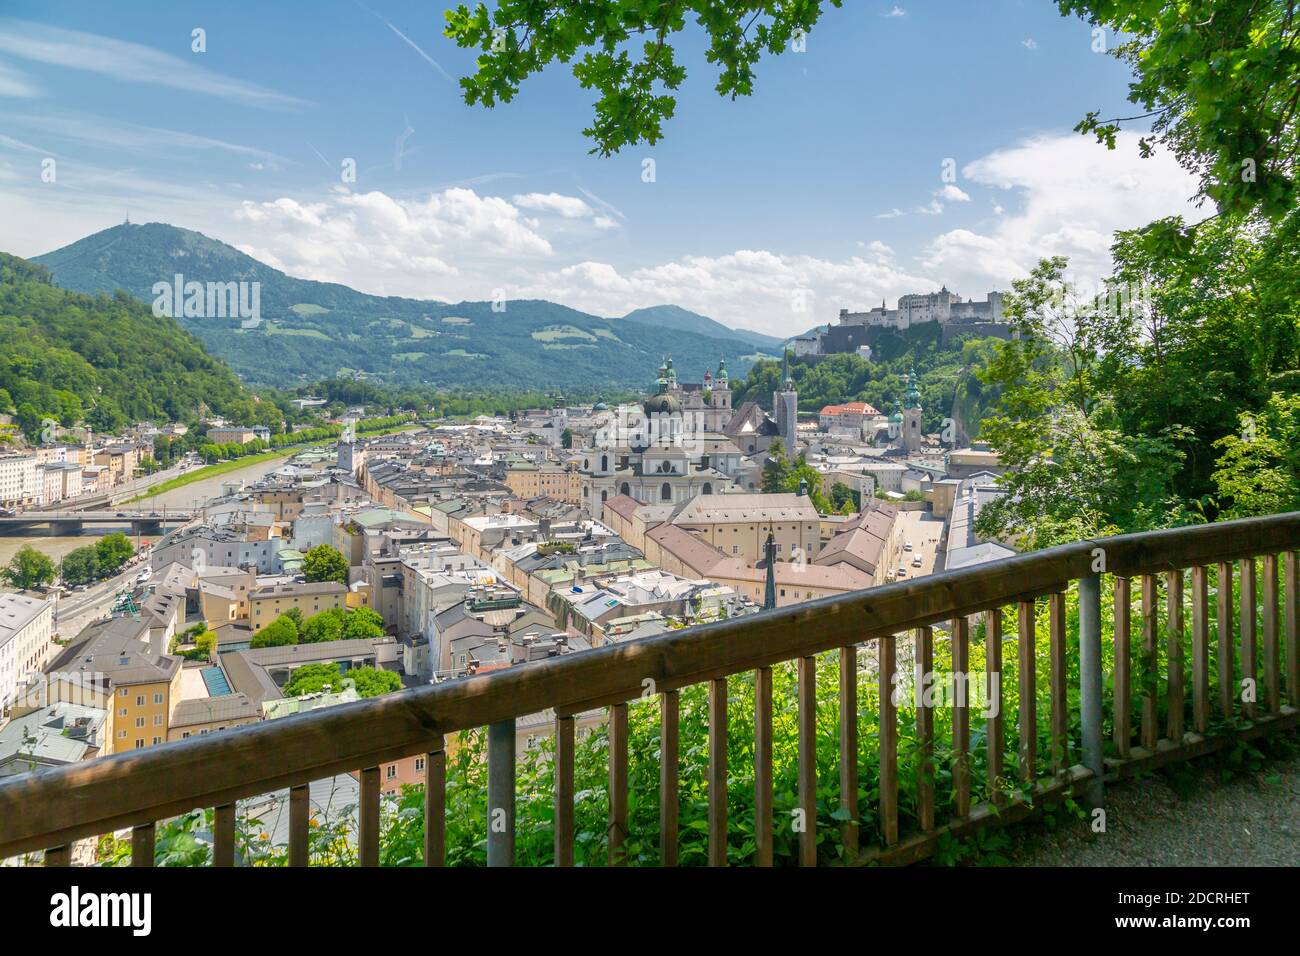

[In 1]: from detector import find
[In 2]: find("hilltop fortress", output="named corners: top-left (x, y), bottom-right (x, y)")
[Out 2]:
top-left (794, 287), bottom-right (1013, 356)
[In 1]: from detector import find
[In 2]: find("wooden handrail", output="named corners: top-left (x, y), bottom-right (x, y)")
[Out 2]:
top-left (2, 511), bottom-right (1298, 860)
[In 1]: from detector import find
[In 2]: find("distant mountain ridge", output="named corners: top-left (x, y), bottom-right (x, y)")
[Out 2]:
top-left (32, 223), bottom-right (782, 391)
top-left (616, 304), bottom-right (786, 349)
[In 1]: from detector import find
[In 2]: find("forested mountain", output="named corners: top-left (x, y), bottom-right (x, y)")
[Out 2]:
top-left (33, 223), bottom-right (778, 391)
top-left (617, 304), bottom-right (785, 349)
top-left (0, 253), bottom-right (261, 436)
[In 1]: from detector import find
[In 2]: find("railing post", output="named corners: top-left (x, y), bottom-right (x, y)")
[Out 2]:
top-left (487, 719), bottom-right (515, 867)
top-left (1078, 574), bottom-right (1105, 809)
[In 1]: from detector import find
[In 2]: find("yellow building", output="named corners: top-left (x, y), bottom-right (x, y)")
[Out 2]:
top-left (249, 581), bottom-right (349, 631)
top-left (50, 617), bottom-right (183, 753)
top-left (503, 462), bottom-right (584, 504)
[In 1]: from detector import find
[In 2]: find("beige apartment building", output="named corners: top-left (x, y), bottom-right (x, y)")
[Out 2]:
top-left (503, 462), bottom-right (584, 504)
top-left (249, 581), bottom-right (349, 631)
top-left (667, 493), bottom-right (823, 562)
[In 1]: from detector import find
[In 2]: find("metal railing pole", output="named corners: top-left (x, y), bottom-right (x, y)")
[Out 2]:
top-left (1078, 574), bottom-right (1105, 808)
top-left (486, 719), bottom-right (515, 866)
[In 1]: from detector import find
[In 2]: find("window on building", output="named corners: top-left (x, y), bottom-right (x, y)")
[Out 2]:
top-left (153, 715), bottom-right (162, 726)
top-left (386, 765), bottom-right (397, 780)
top-left (415, 757), bottom-right (425, 773)
top-left (136, 695), bottom-right (144, 706)
top-left (135, 717), bottom-right (144, 728)
top-left (661, 482), bottom-right (672, 501)
top-left (153, 693), bottom-right (163, 705)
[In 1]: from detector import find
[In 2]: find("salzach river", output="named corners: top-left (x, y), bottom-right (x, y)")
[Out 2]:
top-left (0, 455), bottom-right (291, 567)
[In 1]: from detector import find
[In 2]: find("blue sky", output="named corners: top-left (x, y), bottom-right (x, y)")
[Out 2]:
top-left (0, 1), bottom-right (1201, 335)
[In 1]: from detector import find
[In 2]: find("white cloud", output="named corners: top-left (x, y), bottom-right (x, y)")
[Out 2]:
top-left (938, 184), bottom-right (971, 202)
top-left (0, 19), bottom-right (305, 108)
top-left (514, 248), bottom-right (937, 336)
top-left (228, 187), bottom-right (586, 294)
top-left (920, 132), bottom-right (1202, 293)
top-left (1021, 38), bottom-right (1039, 50)
top-left (885, 6), bottom-right (907, 17)
top-left (512, 192), bottom-right (595, 218)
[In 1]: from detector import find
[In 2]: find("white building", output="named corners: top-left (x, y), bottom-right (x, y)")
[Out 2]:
top-left (0, 593), bottom-right (56, 717)
top-left (0, 454), bottom-right (38, 509)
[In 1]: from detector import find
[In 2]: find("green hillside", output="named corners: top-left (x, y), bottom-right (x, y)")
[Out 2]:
top-left (732, 332), bottom-right (1005, 437)
top-left (0, 252), bottom-right (258, 436)
top-left (33, 223), bottom-right (778, 391)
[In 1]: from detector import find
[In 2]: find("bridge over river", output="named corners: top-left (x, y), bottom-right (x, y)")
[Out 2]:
top-left (0, 510), bottom-right (195, 536)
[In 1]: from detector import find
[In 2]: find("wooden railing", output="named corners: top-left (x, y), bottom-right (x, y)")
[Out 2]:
top-left (2, 512), bottom-right (1298, 866)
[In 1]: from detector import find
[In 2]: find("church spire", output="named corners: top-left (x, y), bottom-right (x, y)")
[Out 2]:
top-left (763, 534), bottom-right (777, 610)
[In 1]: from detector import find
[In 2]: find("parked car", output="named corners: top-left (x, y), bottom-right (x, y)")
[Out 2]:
top-left (912, 555), bottom-right (923, 568)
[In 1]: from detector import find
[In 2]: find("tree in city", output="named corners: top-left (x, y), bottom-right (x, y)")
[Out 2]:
top-left (251, 614), bottom-right (300, 649)
top-left (829, 482), bottom-right (858, 514)
top-left (760, 440), bottom-right (789, 494)
top-left (342, 606), bottom-right (385, 640)
top-left (560, 427), bottom-right (573, 449)
top-left (2, 545), bottom-right (55, 590)
top-left (302, 544), bottom-right (348, 585)
top-left (283, 662), bottom-right (399, 698)
top-left (94, 532), bottom-right (135, 575)
top-left (348, 666), bottom-right (402, 697)
top-left (60, 546), bottom-right (99, 587)
top-left (300, 607), bottom-right (346, 644)
top-left (282, 662), bottom-right (344, 697)
top-left (782, 453), bottom-right (831, 512)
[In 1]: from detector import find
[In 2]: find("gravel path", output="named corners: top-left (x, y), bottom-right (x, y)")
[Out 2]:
top-left (1010, 755), bottom-right (1300, 866)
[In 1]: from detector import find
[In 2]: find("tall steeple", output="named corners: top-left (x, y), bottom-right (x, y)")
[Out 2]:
top-left (763, 534), bottom-right (777, 610)
top-left (773, 348), bottom-right (798, 454)
top-left (904, 367), bottom-right (921, 408)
